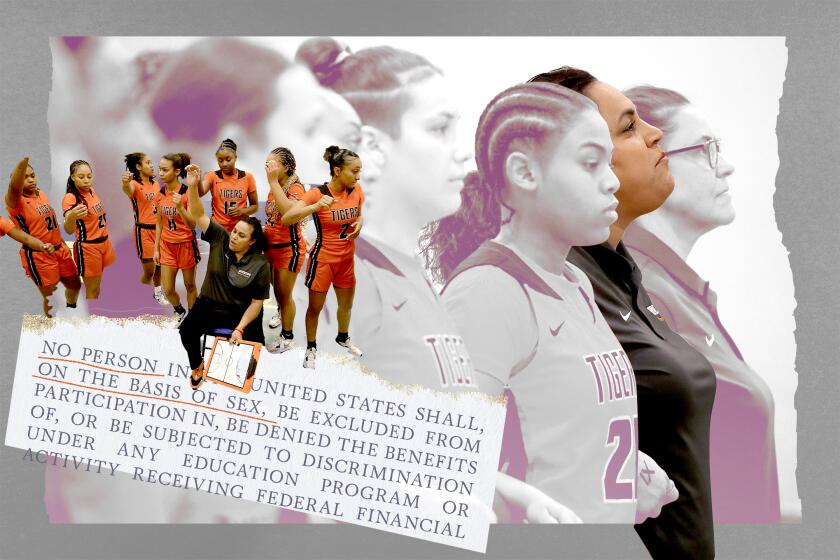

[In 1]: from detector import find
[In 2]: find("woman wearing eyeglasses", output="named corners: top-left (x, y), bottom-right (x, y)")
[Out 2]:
top-left (621, 85), bottom-right (781, 524)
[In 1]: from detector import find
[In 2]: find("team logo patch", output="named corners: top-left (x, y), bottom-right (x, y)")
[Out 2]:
top-left (237, 269), bottom-right (252, 278)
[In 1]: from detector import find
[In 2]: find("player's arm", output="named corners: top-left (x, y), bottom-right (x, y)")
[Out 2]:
top-left (5, 157), bottom-right (29, 208)
top-left (239, 174), bottom-right (259, 217)
top-left (281, 191), bottom-right (332, 226)
top-left (6, 226), bottom-right (55, 253)
top-left (121, 172), bottom-right (135, 197)
top-left (635, 450), bottom-right (679, 523)
top-left (265, 161), bottom-right (299, 215)
top-left (198, 173), bottom-right (213, 197)
top-left (346, 206), bottom-right (363, 240)
top-left (62, 196), bottom-right (87, 235)
top-left (495, 472), bottom-right (582, 523)
top-left (185, 165), bottom-right (211, 233)
top-left (174, 193), bottom-right (196, 229)
top-left (154, 209), bottom-right (162, 265)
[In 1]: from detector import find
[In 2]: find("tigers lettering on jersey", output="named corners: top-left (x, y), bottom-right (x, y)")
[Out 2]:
top-left (303, 183), bottom-right (364, 264)
top-left (584, 349), bottom-right (637, 404)
top-left (7, 190), bottom-right (62, 245)
top-left (131, 179), bottom-right (158, 225)
top-left (424, 334), bottom-right (474, 388)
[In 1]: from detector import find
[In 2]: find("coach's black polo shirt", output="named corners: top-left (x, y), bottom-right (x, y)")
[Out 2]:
top-left (569, 242), bottom-right (716, 560)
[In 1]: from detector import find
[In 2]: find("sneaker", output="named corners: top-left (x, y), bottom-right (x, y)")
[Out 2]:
top-left (269, 336), bottom-right (292, 354)
top-left (154, 289), bottom-right (168, 306)
top-left (337, 337), bottom-right (363, 357)
top-left (268, 313), bottom-right (282, 329)
top-left (189, 363), bottom-right (205, 390)
top-left (303, 347), bottom-right (316, 369)
top-left (175, 309), bottom-right (187, 327)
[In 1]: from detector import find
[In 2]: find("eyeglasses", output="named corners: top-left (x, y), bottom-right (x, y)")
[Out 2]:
top-left (664, 138), bottom-right (720, 170)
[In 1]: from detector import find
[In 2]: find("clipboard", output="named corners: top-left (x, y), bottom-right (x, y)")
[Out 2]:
top-left (205, 337), bottom-right (261, 393)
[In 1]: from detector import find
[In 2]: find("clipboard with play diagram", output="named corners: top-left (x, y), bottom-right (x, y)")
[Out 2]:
top-left (205, 337), bottom-right (260, 393)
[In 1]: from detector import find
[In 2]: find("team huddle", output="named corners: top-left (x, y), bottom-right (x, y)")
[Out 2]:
top-left (19, 36), bottom-right (783, 560)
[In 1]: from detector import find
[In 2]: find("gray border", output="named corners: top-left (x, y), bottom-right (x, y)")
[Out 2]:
top-left (1, 1), bottom-right (838, 559)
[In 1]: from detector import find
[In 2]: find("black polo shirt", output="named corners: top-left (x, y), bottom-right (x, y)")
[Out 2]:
top-left (568, 242), bottom-right (716, 560)
top-left (199, 219), bottom-right (271, 309)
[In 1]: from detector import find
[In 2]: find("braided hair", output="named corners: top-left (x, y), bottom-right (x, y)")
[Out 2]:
top-left (66, 160), bottom-right (92, 205)
top-left (420, 82), bottom-right (595, 284)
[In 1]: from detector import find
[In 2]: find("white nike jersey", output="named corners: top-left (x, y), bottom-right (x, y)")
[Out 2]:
top-left (350, 236), bottom-right (477, 390)
top-left (443, 241), bottom-right (638, 522)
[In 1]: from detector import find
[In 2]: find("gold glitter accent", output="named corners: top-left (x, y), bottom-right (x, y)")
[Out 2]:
top-left (21, 313), bottom-right (180, 334)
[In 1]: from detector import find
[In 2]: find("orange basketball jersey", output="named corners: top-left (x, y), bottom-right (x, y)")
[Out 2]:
top-left (205, 169), bottom-right (257, 231)
top-left (301, 182), bottom-right (364, 264)
top-left (154, 184), bottom-right (195, 243)
top-left (264, 182), bottom-right (306, 246)
top-left (61, 188), bottom-right (109, 242)
top-left (7, 189), bottom-right (62, 245)
top-left (130, 179), bottom-right (159, 226)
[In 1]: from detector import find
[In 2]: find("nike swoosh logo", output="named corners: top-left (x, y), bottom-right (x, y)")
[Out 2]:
top-left (705, 334), bottom-right (715, 347)
top-left (392, 300), bottom-right (407, 312)
top-left (620, 311), bottom-right (631, 321)
top-left (549, 321), bottom-right (565, 336)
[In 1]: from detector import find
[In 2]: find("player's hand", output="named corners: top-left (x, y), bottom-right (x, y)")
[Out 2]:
top-left (230, 329), bottom-right (243, 344)
top-left (153, 248), bottom-right (160, 266)
top-left (121, 171), bottom-right (133, 189)
top-left (315, 195), bottom-right (334, 210)
top-left (346, 216), bottom-right (364, 240)
top-left (265, 159), bottom-right (281, 184)
top-left (68, 204), bottom-right (88, 221)
top-left (185, 164), bottom-right (201, 187)
top-left (524, 491), bottom-right (583, 524)
top-left (228, 206), bottom-right (243, 217)
top-left (635, 451), bottom-right (679, 523)
top-left (172, 193), bottom-right (182, 207)
top-left (41, 242), bottom-right (56, 254)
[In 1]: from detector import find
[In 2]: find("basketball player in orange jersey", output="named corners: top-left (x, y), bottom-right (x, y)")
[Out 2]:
top-left (280, 145), bottom-right (364, 368)
top-left (263, 147), bottom-right (307, 353)
top-left (0, 215), bottom-right (55, 252)
top-left (122, 152), bottom-right (167, 306)
top-left (61, 160), bottom-right (117, 300)
top-left (194, 138), bottom-right (258, 232)
top-left (6, 157), bottom-right (79, 316)
top-left (154, 153), bottom-right (199, 321)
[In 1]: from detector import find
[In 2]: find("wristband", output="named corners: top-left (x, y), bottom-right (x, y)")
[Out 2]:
top-left (233, 327), bottom-right (244, 335)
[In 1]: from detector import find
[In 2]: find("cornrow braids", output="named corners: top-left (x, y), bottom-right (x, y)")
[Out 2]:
top-left (217, 138), bottom-right (238, 154)
top-left (420, 82), bottom-right (594, 284)
top-left (66, 159), bottom-right (92, 206)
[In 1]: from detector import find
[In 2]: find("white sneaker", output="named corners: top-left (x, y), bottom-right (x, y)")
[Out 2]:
top-left (268, 313), bottom-right (282, 329)
top-left (154, 288), bottom-right (168, 306)
top-left (303, 347), bottom-right (316, 369)
top-left (269, 337), bottom-right (293, 354)
top-left (337, 337), bottom-right (363, 357)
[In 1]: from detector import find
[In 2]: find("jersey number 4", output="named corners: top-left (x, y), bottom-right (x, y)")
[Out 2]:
top-left (603, 415), bottom-right (638, 501)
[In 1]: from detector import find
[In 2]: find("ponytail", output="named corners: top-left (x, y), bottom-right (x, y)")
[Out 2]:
top-left (124, 152), bottom-right (145, 182)
top-left (420, 171), bottom-right (504, 284)
top-left (162, 152), bottom-right (191, 178)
